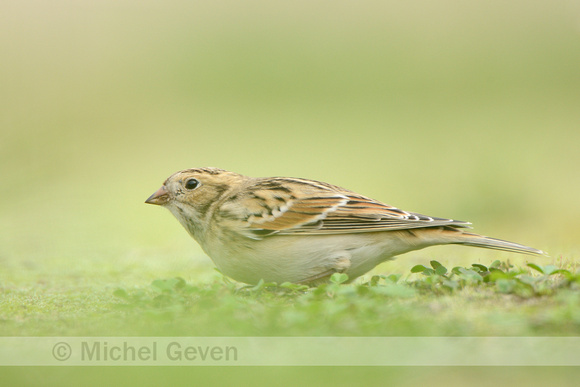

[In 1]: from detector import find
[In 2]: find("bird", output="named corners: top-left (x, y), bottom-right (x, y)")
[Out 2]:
top-left (145, 167), bottom-right (545, 285)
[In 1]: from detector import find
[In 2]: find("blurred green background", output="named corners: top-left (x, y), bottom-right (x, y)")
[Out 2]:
top-left (1, 0), bottom-right (580, 385)
top-left (2, 0), bottom-right (579, 285)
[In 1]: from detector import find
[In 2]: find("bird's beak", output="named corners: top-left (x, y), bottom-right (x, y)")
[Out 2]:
top-left (145, 186), bottom-right (170, 205)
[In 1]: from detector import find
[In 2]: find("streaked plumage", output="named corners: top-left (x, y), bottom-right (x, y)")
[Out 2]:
top-left (146, 167), bottom-right (545, 285)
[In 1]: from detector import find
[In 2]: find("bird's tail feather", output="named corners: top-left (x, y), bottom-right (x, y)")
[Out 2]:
top-left (452, 232), bottom-right (546, 256)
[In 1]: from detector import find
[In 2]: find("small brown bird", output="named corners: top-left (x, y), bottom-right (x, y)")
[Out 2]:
top-left (146, 167), bottom-right (544, 285)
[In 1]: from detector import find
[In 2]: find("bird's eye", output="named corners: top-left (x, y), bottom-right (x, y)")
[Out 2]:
top-left (184, 178), bottom-right (200, 190)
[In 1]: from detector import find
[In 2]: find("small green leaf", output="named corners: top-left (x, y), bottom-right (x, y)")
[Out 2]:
top-left (490, 260), bottom-right (501, 269)
top-left (330, 273), bottom-right (349, 284)
top-left (435, 266), bottom-right (447, 275)
top-left (430, 260), bottom-right (443, 269)
top-left (550, 269), bottom-right (572, 277)
top-left (527, 263), bottom-right (544, 274)
top-left (386, 274), bottom-right (401, 283)
top-left (451, 266), bottom-right (463, 275)
top-left (472, 264), bottom-right (488, 272)
top-left (369, 275), bottom-right (382, 286)
top-left (488, 269), bottom-right (520, 282)
top-left (411, 265), bottom-right (429, 273)
top-left (422, 268), bottom-right (436, 276)
top-left (430, 261), bottom-right (448, 275)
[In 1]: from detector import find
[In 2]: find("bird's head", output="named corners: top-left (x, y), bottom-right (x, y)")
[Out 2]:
top-left (146, 167), bottom-right (245, 236)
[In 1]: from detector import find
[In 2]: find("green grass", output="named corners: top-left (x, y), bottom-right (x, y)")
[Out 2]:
top-left (3, 259), bottom-right (580, 337)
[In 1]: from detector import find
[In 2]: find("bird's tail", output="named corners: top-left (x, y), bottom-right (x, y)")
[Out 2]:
top-left (450, 231), bottom-right (546, 256)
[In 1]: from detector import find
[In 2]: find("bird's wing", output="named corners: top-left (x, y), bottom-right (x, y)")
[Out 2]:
top-left (216, 177), bottom-right (471, 240)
